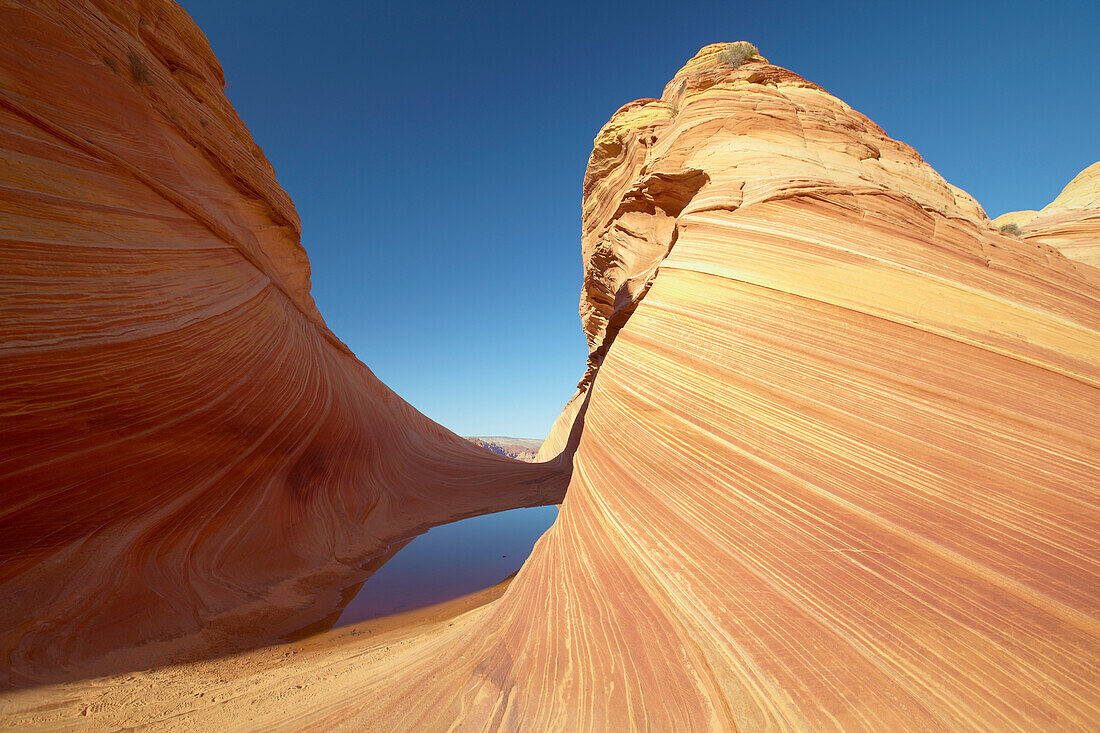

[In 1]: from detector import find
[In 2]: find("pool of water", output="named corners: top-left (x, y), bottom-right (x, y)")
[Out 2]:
top-left (334, 505), bottom-right (559, 627)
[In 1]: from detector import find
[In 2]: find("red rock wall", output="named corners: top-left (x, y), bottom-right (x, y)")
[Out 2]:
top-left (0, 0), bottom-right (566, 687)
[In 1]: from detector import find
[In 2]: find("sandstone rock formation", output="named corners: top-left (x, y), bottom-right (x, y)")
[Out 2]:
top-left (993, 161), bottom-right (1100, 267)
top-left (0, 0), bottom-right (566, 688)
top-left (2, 8), bottom-right (1099, 731)
top-left (308, 43), bottom-right (1100, 731)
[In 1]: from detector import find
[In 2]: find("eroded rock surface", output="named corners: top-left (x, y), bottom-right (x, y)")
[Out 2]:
top-left (2, 11), bottom-right (1099, 731)
top-left (0, 0), bottom-right (567, 687)
top-left (341, 43), bottom-right (1100, 731)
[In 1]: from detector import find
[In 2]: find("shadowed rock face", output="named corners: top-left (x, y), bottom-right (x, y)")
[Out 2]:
top-left (0, 0), bottom-right (567, 687)
top-left (3, 9), bottom-right (1100, 731)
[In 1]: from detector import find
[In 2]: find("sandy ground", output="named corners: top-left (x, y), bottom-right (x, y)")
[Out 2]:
top-left (0, 578), bottom-right (512, 731)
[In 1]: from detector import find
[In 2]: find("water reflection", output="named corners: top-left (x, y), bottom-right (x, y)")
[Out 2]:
top-left (334, 505), bottom-right (558, 627)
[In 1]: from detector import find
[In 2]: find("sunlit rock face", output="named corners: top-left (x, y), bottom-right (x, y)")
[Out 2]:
top-left (350, 44), bottom-right (1100, 730)
top-left (993, 161), bottom-right (1100, 268)
top-left (4, 4), bottom-right (1099, 727)
top-left (0, 0), bottom-right (567, 687)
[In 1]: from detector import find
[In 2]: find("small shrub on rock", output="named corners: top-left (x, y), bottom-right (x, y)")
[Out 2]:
top-left (718, 42), bottom-right (759, 69)
top-left (128, 50), bottom-right (152, 86)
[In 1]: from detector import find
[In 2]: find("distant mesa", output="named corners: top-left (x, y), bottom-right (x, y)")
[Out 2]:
top-left (466, 437), bottom-right (544, 462)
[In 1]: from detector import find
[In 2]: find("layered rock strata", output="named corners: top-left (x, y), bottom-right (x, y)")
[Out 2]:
top-left (341, 43), bottom-right (1100, 731)
top-left (0, 0), bottom-right (567, 687)
top-left (2, 8), bottom-right (1099, 730)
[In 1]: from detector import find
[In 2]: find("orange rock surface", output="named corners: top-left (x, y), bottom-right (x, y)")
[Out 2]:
top-left (311, 43), bottom-right (1100, 730)
top-left (0, 0), bottom-right (567, 688)
top-left (2, 7), bottom-right (1099, 730)
top-left (993, 161), bottom-right (1100, 267)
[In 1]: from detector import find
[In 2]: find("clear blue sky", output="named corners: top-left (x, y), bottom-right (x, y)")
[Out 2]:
top-left (180, 0), bottom-right (1098, 439)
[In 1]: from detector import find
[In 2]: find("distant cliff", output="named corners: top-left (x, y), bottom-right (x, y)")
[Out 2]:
top-left (467, 437), bottom-right (543, 462)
